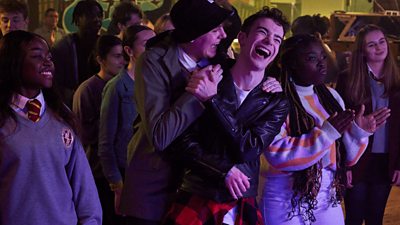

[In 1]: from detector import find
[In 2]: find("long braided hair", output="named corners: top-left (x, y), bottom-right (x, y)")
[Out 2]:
top-left (279, 35), bottom-right (347, 223)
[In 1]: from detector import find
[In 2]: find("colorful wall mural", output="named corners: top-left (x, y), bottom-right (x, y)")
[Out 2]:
top-left (34, 0), bottom-right (275, 34)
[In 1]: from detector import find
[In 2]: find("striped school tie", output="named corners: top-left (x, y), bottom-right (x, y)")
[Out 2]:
top-left (26, 99), bottom-right (42, 122)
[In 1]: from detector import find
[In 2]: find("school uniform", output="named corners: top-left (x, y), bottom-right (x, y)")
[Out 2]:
top-left (0, 92), bottom-right (102, 225)
top-left (337, 67), bottom-right (400, 225)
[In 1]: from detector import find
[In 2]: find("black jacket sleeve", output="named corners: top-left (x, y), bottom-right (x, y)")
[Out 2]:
top-left (210, 92), bottom-right (289, 162)
top-left (168, 91), bottom-right (289, 179)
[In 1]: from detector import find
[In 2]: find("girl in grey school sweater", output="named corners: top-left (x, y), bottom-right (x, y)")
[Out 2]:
top-left (0, 31), bottom-right (102, 225)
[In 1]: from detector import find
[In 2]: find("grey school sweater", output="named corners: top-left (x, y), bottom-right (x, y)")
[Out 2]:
top-left (0, 110), bottom-right (102, 225)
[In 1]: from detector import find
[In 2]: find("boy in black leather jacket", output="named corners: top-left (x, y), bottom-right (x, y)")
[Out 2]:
top-left (163, 7), bottom-right (290, 225)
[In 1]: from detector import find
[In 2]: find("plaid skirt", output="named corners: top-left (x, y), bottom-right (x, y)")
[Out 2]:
top-left (163, 191), bottom-right (264, 225)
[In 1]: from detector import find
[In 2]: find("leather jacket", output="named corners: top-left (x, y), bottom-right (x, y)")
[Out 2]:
top-left (170, 65), bottom-right (289, 202)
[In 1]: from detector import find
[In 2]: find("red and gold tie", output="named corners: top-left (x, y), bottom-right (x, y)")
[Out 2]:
top-left (26, 99), bottom-right (42, 122)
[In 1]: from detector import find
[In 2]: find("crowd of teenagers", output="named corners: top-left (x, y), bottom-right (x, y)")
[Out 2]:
top-left (0, 0), bottom-right (399, 225)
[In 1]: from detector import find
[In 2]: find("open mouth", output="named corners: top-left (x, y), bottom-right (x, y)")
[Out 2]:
top-left (255, 47), bottom-right (271, 58)
top-left (211, 42), bottom-right (220, 49)
top-left (41, 71), bottom-right (53, 79)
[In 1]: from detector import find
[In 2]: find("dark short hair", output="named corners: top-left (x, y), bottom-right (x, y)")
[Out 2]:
top-left (291, 14), bottom-right (330, 36)
top-left (96, 34), bottom-right (122, 60)
top-left (112, 2), bottom-right (143, 26)
top-left (72, 0), bottom-right (103, 25)
top-left (44, 8), bottom-right (57, 17)
top-left (241, 6), bottom-right (290, 35)
top-left (0, 0), bottom-right (28, 19)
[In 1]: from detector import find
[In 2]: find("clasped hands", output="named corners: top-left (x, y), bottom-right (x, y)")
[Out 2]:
top-left (186, 65), bottom-right (223, 102)
top-left (186, 64), bottom-right (283, 102)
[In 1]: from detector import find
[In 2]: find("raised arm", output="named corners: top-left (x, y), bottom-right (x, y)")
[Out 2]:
top-left (134, 52), bottom-right (207, 151)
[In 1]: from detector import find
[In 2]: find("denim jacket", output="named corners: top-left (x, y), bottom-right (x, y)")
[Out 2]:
top-left (98, 69), bottom-right (137, 184)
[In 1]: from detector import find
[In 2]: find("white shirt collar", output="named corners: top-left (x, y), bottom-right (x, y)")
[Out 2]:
top-left (366, 63), bottom-right (384, 78)
top-left (366, 63), bottom-right (375, 76)
top-left (10, 91), bottom-right (46, 117)
top-left (177, 46), bottom-right (198, 72)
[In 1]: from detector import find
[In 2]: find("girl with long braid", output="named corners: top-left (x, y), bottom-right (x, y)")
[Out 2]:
top-left (259, 34), bottom-right (390, 225)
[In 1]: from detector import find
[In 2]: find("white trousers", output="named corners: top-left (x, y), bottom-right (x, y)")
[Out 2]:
top-left (259, 169), bottom-right (344, 225)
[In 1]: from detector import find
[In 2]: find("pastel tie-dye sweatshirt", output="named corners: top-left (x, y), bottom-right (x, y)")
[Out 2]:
top-left (264, 84), bottom-right (371, 176)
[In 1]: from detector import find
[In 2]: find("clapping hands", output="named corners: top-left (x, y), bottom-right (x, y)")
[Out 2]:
top-left (328, 109), bottom-right (355, 134)
top-left (355, 105), bottom-right (391, 133)
top-left (328, 104), bottom-right (391, 134)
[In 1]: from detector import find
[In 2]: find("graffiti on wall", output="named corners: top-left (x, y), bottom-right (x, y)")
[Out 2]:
top-left (59, 0), bottom-right (270, 33)
top-left (61, 0), bottom-right (171, 33)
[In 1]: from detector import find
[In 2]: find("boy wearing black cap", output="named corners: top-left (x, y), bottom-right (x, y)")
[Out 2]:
top-left (120, 0), bottom-right (238, 224)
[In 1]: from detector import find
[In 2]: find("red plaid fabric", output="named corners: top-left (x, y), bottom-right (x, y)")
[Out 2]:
top-left (163, 191), bottom-right (264, 225)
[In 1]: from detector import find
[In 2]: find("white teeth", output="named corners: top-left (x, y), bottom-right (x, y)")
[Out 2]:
top-left (255, 47), bottom-right (271, 58)
top-left (41, 71), bottom-right (53, 77)
top-left (258, 47), bottom-right (270, 53)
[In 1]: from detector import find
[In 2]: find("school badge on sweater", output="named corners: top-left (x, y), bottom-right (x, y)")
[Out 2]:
top-left (61, 128), bottom-right (74, 148)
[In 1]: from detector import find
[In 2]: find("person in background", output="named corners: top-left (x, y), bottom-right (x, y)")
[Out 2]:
top-left (120, 0), bottom-right (238, 224)
top-left (260, 34), bottom-right (390, 225)
top-left (98, 25), bottom-right (155, 222)
top-left (107, 1), bottom-right (143, 39)
top-left (34, 8), bottom-right (65, 47)
top-left (73, 35), bottom-right (125, 225)
top-left (142, 16), bottom-right (154, 30)
top-left (213, 0), bottom-right (242, 61)
top-left (336, 24), bottom-right (400, 225)
top-left (0, 0), bottom-right (28, 36)
top-left (291, 14), bottom-right (330, 39)
top-left (0, 30), bottom-right (101, 225)
top-left (154, 13), bottom-right (174, 34)
top-left (163, 7), bottom-right (290, 225)
top-left (52, 0), bottom-right (103, 107)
